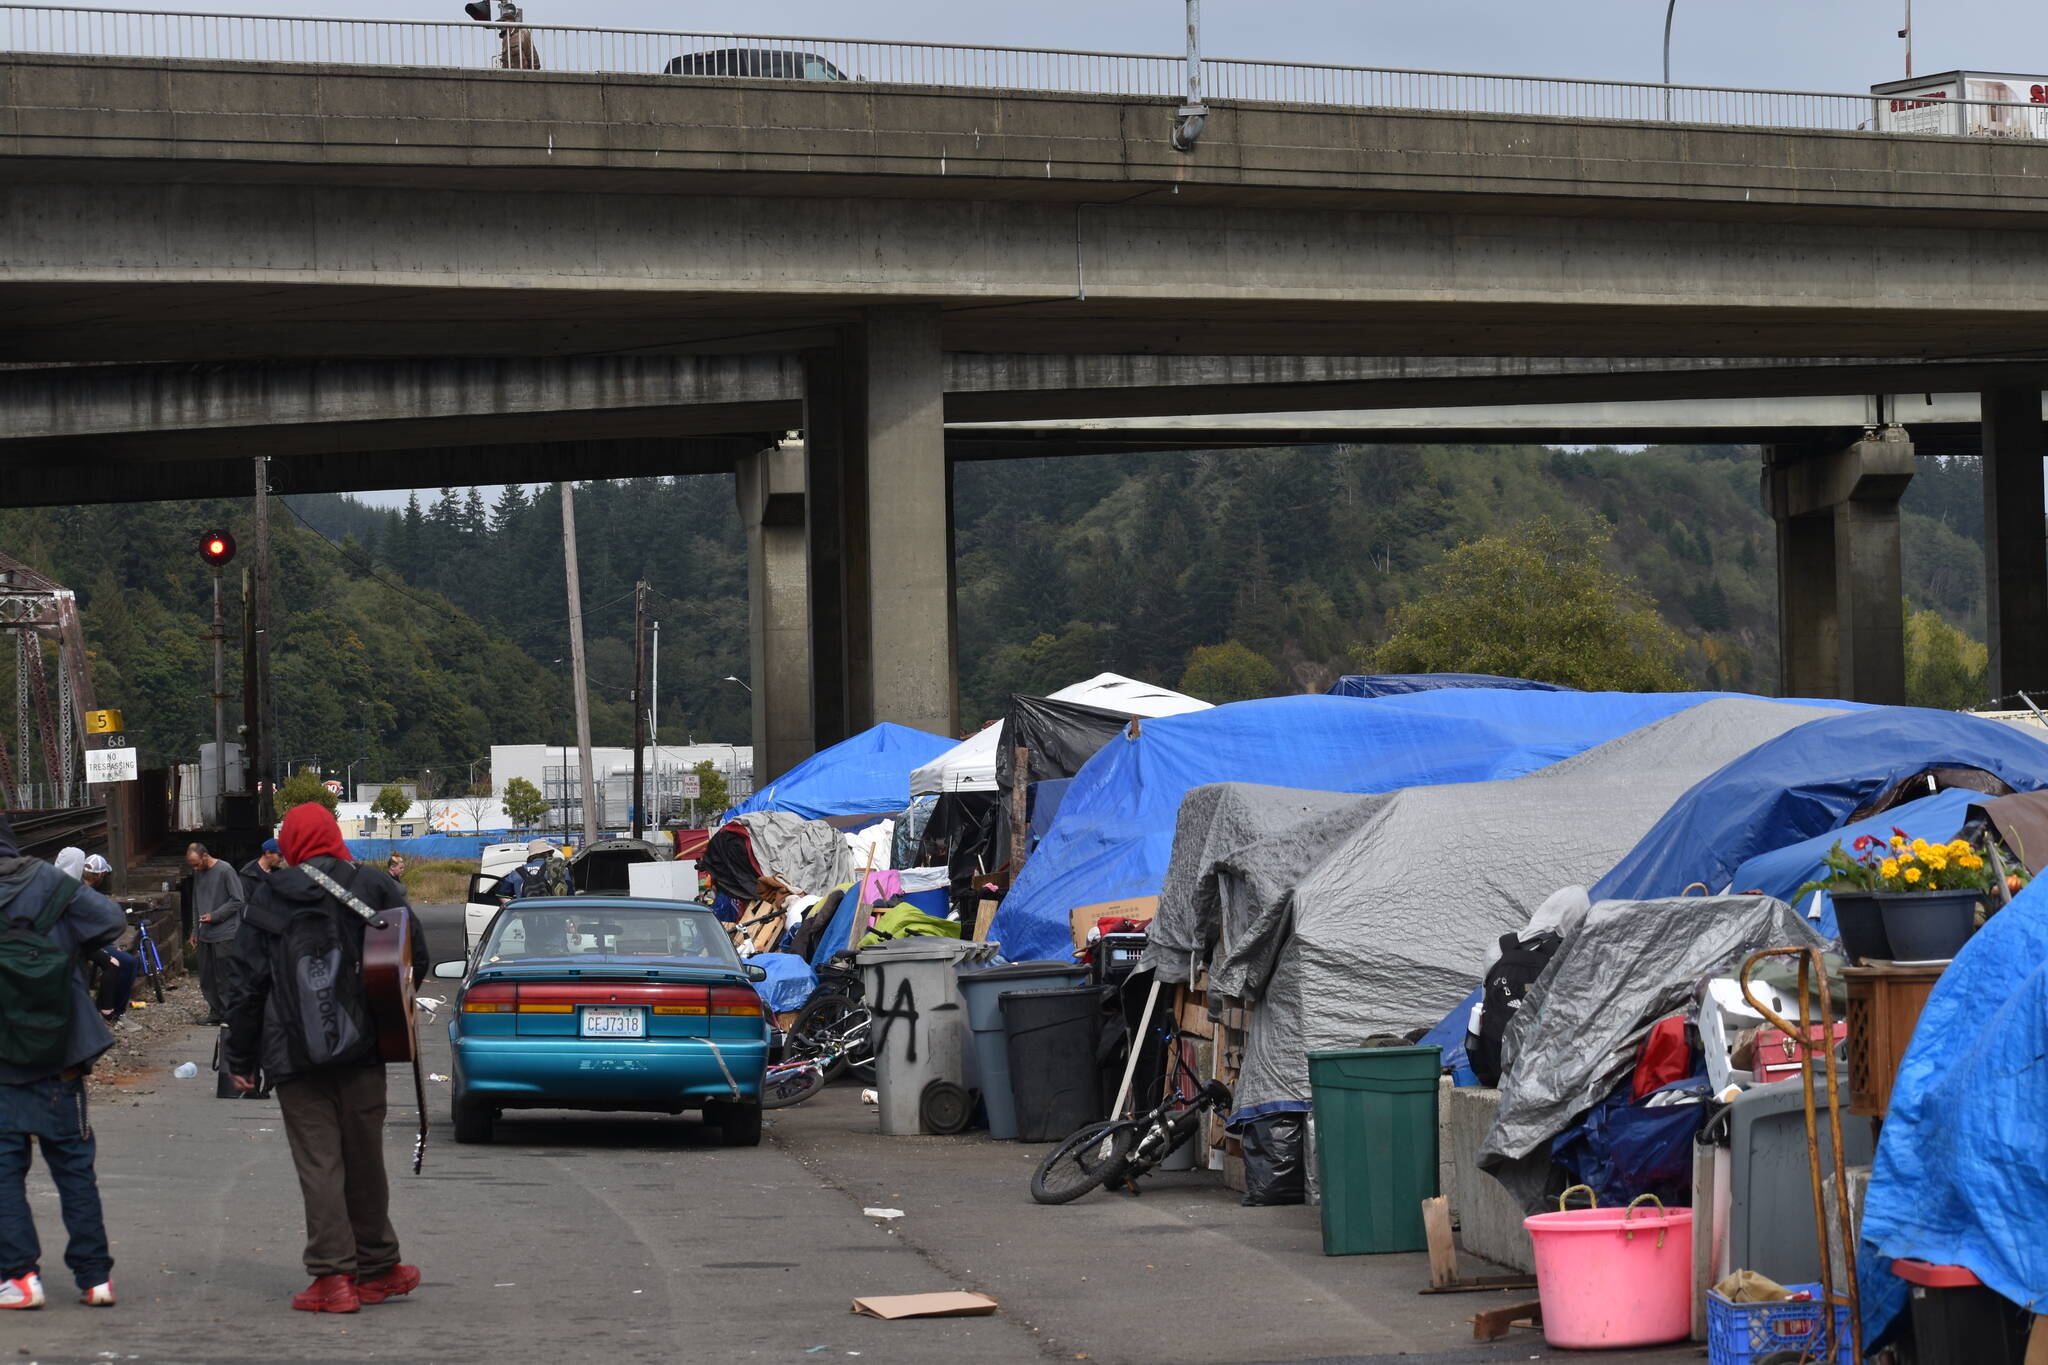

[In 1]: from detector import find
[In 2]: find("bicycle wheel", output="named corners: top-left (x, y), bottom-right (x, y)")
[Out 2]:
top-left (1030, 1119), bottom-right (1139, 1205)
top-left (788, 995), bottom-right (865, 1083)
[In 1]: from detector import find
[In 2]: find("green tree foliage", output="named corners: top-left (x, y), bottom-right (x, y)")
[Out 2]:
top-left (691, 760), bottom-right (730, 817)
top-left (370, 783), bottom-right (414, 823)
top-left (1905, 604), bottom-right (1990, 711)
top-left (1179, 640), bottom-right (1284, 704)
top-left (1368, 517), bottom-right (1689, 691)
top-left (502, 775), bottom-right (550, 829)
top-left (278, 767), bottom-right (339, 815)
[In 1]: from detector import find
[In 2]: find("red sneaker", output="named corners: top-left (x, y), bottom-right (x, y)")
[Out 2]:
top-left (290, 1275), bottom-right (360, 1314)
top-left (353, 1265), bottom-right (420, 1305)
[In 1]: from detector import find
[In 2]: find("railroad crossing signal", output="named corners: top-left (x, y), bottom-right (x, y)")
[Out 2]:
top-left (199, 530), bottom-right (236, 567)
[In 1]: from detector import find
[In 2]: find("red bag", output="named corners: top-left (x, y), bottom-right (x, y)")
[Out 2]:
top-left (1632, 1015), bottom-right (1693, 1098)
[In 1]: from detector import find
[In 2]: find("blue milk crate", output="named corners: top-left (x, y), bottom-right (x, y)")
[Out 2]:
top-left (1707, 1283), bottom-right (1855, 1365)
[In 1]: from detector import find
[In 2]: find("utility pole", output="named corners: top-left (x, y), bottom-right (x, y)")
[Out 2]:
top-left (650, 620), bottom-right (660, 747)
top-left (559, 482), bottom-right (599, 846)
top-left (631, 579), bottom-right (648, 841)
top-left (253, 456), bottom-right (274, 823)
top-left (210, 565), bottom-right (226, 825)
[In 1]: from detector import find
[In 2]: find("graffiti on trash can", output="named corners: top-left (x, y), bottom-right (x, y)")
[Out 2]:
top-left (867, 967), bottom-right (921, 1063)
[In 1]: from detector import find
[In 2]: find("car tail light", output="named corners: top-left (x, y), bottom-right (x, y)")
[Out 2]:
top-left (462, 982), bottom-right (516, 1014)
top-left (710, 987), bottom-right (764, 1017)
top-left (508, 982), bottom-right (716, 1015)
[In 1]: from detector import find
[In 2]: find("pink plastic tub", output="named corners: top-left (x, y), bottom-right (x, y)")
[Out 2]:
top-left (1523, 1191), bottom-right (1695, 1349)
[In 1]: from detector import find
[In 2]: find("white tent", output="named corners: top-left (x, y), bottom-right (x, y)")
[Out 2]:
top-left (910, 673), bottom-right (1211, 796)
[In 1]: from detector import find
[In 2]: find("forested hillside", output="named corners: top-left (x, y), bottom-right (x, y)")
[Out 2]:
top-left (0, 443), bottom-right (1992, 788)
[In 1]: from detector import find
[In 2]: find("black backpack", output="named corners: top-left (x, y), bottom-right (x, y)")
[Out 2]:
top-left (0, 878), bottom-right (82, 1068)
top-left (271, 873), bottom-right (376, 1072)
top-left (1467, 929), bottom-right (1562, 1088)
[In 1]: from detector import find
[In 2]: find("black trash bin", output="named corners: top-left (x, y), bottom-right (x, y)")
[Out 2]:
top-left (1001, 986), bottom-right (1106, 1142)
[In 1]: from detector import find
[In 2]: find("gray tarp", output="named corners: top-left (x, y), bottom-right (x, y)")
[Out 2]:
top-left (734, 811), bottom-right (855, 898)
top-left (1154, 697), bottom-right (1843, 1122)
top-left (1478, 893), bottom-right (1829, 1210)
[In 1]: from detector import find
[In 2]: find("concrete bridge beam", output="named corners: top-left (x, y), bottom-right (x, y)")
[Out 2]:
top-left (1982, 387), bottom-right (2048, 700)
top-left (1766, 430), bottom-right (1914, 704)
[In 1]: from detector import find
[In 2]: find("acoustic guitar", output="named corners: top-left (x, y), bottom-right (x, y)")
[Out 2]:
top-left (300, 865), bottom-right (428, 1172)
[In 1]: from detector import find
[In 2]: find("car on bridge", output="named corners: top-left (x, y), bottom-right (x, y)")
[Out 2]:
top-left (663, 48), bottom-right (849, 81)
top-left (437, 897), bottom-right (771, 1146)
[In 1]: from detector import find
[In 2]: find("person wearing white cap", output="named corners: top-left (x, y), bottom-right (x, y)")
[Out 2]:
top-left (56, 855), bottom-right (139, 1029)
top-left (496, 838), bottom-right (569, 900)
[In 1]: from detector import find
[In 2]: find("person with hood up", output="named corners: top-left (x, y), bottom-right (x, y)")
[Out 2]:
top-left (497, 838), bottom-right (570, 900)
top-left (0, 821), bottom-right (125, 1310)
top-left (222, 804), bottom-right (427, 1314)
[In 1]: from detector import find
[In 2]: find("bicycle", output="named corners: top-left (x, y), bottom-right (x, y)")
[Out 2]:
top-left (1029, 1026), bottom-right (1232, 1206)
top-left (127, 907), bottom-right (167, 1005)
top-left (784, 951), bottom-right (876, 1085)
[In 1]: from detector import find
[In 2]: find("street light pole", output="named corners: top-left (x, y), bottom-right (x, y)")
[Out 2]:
top-left (1663, 0), bottom-right (1677, 121)
top-left (1172, 0), bottom-right (1208, 151)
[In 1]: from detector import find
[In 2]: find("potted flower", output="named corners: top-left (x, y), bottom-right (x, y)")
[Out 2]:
top-left (1798, 831), bottom-right (2009, 963)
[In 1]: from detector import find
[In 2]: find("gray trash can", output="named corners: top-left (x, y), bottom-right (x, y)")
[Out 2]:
top-left (856, 938), bottom-right (995, 1135)
top-left (957, 961), bottom-right (1090, 1139)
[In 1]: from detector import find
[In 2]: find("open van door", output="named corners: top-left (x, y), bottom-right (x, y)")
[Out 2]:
top-left (464, 871), bottom-right (508, 953)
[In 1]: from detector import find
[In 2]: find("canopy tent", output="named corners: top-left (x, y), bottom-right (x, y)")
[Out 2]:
top-left (1593, 707), bottom-right (2048, 902)
top-left (1326, 673), bottom-right (1575, 698)
top-left (909, 673), bottom-right (1209, 797)
top-left (722, 723), bottom-right (952, 824)
top-left (993, 689), bottom-right (1819, 965)
top-left (1150, 697), bottom-right (1843, 1123)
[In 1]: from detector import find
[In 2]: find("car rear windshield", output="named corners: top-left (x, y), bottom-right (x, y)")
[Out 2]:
top-left (482, 905), bottom-right (739, 966)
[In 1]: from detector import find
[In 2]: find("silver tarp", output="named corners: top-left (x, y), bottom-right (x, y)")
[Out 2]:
top-left (1149, 697), bottom-right (1843, 1121)
top-left (734, 810), bottom-right (855, 897)
top-left (1478, 893), bottom-right (1829, 1210)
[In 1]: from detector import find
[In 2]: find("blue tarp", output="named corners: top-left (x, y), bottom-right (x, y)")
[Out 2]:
top-left (990, 690), bottom-right (1795, 964)
top-left (746, 952), bottom-right (818, 1013)
top-left (722, 723), bottom-right (953, 823)
top-left (1594, 708), bottom-right (2048, 903)
top-left (1724, 789), bottom-right (1981, 938)
top-left (1858, 878), bottom-right (2048, 1339)
top-left (1325, 673), bottom-right (1576, 698)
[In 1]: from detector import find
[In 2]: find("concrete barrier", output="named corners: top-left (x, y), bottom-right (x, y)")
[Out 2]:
top-left (1444, 1084), bottom-right (1535, 1273)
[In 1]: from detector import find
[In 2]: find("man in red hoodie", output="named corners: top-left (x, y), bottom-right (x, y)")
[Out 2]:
top-left (223, 804), bottom-right (425, 1314)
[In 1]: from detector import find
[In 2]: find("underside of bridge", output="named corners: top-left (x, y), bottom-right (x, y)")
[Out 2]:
top-left (7, 54), bottom-right (2048, 772)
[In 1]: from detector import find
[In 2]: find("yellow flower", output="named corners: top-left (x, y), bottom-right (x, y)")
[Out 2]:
top-left (1927, 852), bottom-right (1949, 872)
top-left (1891, 836), bottom-right (1908, 850)
top-left (1948, 839), bottom-right (1973, 858)
top-left (1903, 866), bottom-right (1923, 884)
top-left (1912, 839), bottom-right (1932, 858)
top-left (1880, 859), bottom-right (1900, 878)
top-left (1962, 854), bottom-right (1986, 871)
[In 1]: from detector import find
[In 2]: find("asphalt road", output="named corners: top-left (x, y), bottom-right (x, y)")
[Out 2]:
top-left (2, 904), bottom-right (1696, 1365)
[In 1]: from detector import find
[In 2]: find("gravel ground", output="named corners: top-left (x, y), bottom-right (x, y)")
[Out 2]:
top-left (89, 972), bottom-right (212, 1099)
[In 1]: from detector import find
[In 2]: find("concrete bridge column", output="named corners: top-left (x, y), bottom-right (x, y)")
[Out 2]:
top-left (803, 307), bottom-right (959, 747)
top-left (1766, 428), bottom-right (1914, 703)
top-left (1981, 387), bottom-right (2048, 699)
top-left (735, 442), bottom-right (814, 784)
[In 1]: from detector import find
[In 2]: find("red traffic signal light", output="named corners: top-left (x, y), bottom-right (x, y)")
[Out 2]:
top-left (199, 530), bottom-right (236, 567)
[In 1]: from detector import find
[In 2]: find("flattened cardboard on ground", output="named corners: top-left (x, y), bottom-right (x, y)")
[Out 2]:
top-left (850, 1291), bottom-right (999, 1320)
top-left (1068, 896), bottom-right (1158, 949)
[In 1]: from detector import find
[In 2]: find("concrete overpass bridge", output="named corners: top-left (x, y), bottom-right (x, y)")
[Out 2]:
top-left (5, 9), bottom-right (2048, 773)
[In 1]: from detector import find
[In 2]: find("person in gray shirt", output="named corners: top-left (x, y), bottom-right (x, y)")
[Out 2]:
top-left (185, 843), bottom-right (244, 1027)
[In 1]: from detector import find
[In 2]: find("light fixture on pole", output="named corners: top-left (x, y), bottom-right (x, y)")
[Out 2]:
top-left (722, 675), bottom-right (754, 695)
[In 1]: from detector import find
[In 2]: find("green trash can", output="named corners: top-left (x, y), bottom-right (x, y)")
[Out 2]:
top-left (1308, 1045), bottom-right (1441, 1255)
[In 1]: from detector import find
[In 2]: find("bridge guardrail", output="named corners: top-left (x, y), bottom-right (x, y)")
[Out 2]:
top-left (4, 4), bottom-right (2046, 142)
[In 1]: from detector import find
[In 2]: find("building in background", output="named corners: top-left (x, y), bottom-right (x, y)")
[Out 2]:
top-left (488, 744), bottom-right (755, 832)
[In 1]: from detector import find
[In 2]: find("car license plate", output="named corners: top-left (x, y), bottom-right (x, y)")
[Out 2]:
top-left (580, 1007), bottom-right (644, 1039)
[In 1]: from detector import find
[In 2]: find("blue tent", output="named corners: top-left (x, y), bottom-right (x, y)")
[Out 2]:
top-left (1724, 789), bottom-right (1980, 938)
top-left (1858, 877), bottom-right (2048, 1340)
top-left (989, 690), bottom-right (1797, 964)
top-left (1594, 709), bottom-right (2048, 902)
top-left (1325, 673), bottom-right (1576, 698)
top-left (722, 723), bottom-right (953, 824)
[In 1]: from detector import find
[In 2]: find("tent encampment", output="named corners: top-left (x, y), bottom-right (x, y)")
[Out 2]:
top-left (1150, 696), bottom-right (1845, 1124)
top-left (723, 723), bottom-right (953, 824)
top-left (1593, 707), bottom-right (2048, 902)
top-left (1325, 673), bottom-right (1575, 698)
top-left (994, 690), bottom-right (1824, 965)
top-left (909, 673), bottom-right (1208, 797)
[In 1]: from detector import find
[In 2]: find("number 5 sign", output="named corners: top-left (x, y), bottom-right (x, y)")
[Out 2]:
top-left (84, 709), bottom-right (125, 735)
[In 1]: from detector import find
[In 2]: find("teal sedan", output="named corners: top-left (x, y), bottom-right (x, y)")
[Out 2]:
top-left (437, 898), bottom-right (770, 1146)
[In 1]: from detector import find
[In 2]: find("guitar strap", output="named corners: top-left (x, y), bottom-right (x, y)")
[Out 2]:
top-left (299, 863), bottom-right (429, 1174)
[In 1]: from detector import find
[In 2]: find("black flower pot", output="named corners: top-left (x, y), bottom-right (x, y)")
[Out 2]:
top-left (1831, 891), bottom-right (1892, 964)
top-left (1875, 889), bottom-right (1984, 962)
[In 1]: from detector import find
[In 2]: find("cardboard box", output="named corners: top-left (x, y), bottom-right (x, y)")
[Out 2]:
top-left (850, 1291), bottom-right (999, 1320)
top-left (1068, 896), bottom-right (1158, 951)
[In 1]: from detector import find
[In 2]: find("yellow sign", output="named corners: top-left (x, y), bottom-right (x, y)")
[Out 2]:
top-left (84, 709), bottom-right (124, 735)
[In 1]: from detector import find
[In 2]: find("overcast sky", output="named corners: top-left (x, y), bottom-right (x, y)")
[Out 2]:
top-left (133, 0), bottom-right (2028, 505)
top-left (132, 0), bottom-right (2031, 92)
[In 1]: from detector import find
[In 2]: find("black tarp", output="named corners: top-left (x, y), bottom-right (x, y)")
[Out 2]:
top-left (994, 695), bottom-right (1139, 790)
